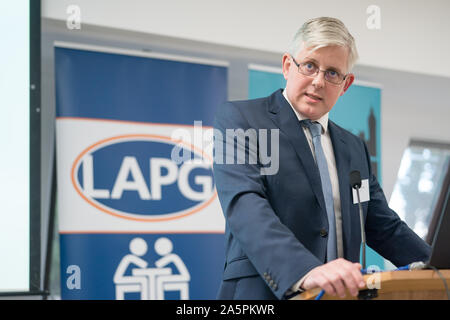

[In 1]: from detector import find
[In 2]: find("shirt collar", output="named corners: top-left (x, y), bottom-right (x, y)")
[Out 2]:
top-left (282, 89), bottom-right (329, 134)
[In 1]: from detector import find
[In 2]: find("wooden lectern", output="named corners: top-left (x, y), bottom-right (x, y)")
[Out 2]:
top-left (293, 270), bottom-right (450, 300)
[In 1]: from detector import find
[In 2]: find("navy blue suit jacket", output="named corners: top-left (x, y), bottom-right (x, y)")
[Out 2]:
top-left (213, 89), bottom-right (431, 300)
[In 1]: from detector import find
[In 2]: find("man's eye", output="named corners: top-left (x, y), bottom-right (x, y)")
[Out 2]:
top-left (305, 63), bottom-right (315, 70)
top-left (327, 70), bottom-right (338, 77)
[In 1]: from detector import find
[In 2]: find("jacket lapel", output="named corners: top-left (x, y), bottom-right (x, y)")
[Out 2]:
top-left (268, 90), bottom-right (327, 213)
top-left (267, 90), bottom-right (355, 258)
top-left (328, 121), bottom-right (352, 259)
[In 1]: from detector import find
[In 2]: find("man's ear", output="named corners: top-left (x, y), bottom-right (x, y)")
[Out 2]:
top-left (282, 53), bottom-right (291, 80)
top-left (340, 73), bottom-right (355, 96)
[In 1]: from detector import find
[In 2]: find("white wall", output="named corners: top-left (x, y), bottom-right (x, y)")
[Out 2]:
top-left (43, 0), bottom-right (450, 78)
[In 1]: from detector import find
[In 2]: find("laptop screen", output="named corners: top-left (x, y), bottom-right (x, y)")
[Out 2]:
top-left (428, 181), bottom-right (450, 269)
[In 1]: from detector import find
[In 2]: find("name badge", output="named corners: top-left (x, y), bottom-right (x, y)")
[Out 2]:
top-left (352, 179), bottom-right (370, 204)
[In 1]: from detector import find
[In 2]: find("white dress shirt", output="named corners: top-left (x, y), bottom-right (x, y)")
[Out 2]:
top-left (282, 89), bottom-right (344, 294)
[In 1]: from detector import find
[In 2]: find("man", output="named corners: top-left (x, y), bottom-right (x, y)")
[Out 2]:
top-left (213, 17), bottom-right (431, 300)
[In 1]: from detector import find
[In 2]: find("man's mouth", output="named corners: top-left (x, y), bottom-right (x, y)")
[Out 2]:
top-left (305, 92), bottom-right (323, 101)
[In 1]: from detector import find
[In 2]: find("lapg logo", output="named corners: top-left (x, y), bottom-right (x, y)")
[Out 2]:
top-left (71, 134), bottom-right (216, 222)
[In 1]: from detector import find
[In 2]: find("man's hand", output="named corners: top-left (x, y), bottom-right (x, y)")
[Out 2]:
top-left (302, 258), bottom-right (366, 298)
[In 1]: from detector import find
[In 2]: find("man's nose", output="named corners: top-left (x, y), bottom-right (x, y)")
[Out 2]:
top-left (311, 70), bottom-right (326, 88)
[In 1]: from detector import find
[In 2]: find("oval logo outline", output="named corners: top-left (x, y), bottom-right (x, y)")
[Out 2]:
top-left (71, 133), bottom-right (217, 222)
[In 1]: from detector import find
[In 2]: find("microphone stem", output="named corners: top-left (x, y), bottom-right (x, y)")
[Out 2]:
top-left (356, 186), bottom-right (366, 270)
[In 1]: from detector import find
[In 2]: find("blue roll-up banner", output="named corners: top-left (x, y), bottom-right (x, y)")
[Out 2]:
top-left (248, 64), bottom-right (385, 270)
top-left (55, 43), bottom-right (228, 299)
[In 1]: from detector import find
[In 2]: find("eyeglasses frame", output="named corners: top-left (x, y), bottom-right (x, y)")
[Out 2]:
top-left (290, 55), bottom-right (349, 85)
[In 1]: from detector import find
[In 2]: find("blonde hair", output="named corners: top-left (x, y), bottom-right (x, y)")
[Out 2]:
top-left (288, 17), bottom-right (359, 72)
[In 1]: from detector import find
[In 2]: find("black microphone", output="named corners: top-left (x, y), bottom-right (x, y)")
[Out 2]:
top-left (350, 170), bottom-right (366, 270)
top-left (350, 170), bottom-right (362, 189)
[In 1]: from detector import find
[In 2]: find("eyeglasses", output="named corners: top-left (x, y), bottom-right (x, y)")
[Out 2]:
top-left (291, 55), bottom-right (348, 85)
